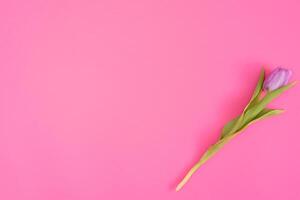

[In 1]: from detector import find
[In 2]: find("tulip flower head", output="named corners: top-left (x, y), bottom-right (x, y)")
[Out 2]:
top-left (263, 67), bottom-right (292, 91)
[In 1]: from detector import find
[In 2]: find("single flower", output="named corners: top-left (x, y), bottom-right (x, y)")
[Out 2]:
top-left (263, 67), bottom-right (292, 91)
top-left (176, 67), bottom-right (296, 191)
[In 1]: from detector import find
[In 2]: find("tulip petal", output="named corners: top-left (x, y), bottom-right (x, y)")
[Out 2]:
top-left (283, 69), bottom-right (292, 85)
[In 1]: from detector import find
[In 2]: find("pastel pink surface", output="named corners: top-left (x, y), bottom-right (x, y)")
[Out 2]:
top-left (1, 0), bottom-right (300, 199)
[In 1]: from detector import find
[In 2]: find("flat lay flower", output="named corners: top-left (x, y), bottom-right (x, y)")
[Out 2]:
top-left (176, 67), bottom-right (296, 191)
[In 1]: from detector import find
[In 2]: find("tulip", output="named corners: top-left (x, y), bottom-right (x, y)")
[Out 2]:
top-left (176, 67), bottom-right (296, 191)
top-left (263, 67), bottom-right (292, 91)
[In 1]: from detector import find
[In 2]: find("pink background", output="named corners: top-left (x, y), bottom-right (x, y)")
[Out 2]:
top-left (1, 0), bottom-right (300, 199)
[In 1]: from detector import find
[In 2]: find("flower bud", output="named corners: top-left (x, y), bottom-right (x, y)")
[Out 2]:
top-left (263, 67), bottom-right (292, 91)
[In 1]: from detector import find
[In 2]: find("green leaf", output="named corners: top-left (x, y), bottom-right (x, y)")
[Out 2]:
top-left (237, 108), bottom-right (284, 133)
top-left (225, 114), bottom-right (244, 137)
top-left (218, 109), bottom-right (283, 162)
top-left (221, 107), bottom-right (284, 139)
top-left (222, 80), bottom-right (295, 139)
top-left (176, 108), bottom-right (283, 191)
top-left (243, 81), bottom-right (296, 124)
top-left (243, 68), bottom-right (265, 112)
top-left (220, 68), bottom-right (265, 139)
top-left (220, 116), bottom-right (239, 139)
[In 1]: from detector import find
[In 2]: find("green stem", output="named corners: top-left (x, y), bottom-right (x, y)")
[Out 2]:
top-left (176, 159), bottom-right (203, 191)
top-left (176, 134), bottom-right (236, 191)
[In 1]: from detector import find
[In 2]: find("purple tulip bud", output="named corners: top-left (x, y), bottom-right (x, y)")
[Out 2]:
top-left (263, 67), bottom-right (292, 91)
